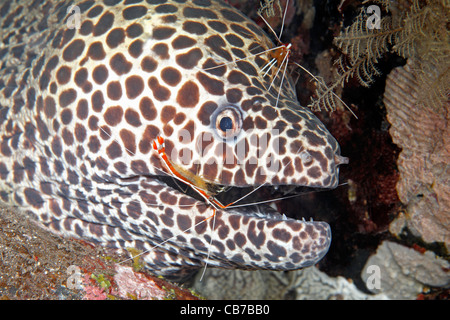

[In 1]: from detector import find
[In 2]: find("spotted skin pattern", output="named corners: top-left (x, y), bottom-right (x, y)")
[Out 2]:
top-left (0, 0), bottom-right (347, 280)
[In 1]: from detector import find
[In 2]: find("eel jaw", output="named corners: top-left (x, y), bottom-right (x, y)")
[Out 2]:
top-left (173, 177), bottom-right (333, 270)
top-left (240, 182), bottom-right (334, 267)
top-left (156, 171), bottom-right (333, 271)
top-left (211, 205), bottom-right (332, 271)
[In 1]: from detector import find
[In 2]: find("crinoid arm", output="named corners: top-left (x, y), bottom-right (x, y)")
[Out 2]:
top-left (333, 8), bottom-right (395, 88)
top-left (331, 0), bottom-right (449, 112)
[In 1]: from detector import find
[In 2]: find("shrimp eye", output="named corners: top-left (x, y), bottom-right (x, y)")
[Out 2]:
top-left (213, 105), bottom-right (242, 140)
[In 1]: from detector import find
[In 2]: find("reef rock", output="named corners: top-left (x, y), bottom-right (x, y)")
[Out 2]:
top-left (193, 267), bottom-right (388, 300)
top-left (361, 241), bottom-right (450, 299)
top-left (383, 59), bottom-right (450, 249)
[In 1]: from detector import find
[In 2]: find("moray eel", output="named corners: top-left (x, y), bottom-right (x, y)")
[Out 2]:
top-left (0, 0), bottom-right (347, 280)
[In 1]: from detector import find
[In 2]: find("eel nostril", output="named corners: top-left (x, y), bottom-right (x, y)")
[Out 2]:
top-left (334, 154), bottom-right (349, 165)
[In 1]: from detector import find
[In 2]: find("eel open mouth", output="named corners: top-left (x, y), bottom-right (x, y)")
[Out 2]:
top-left (148, 134), bottom-right (335, 271)
top-left (159, 174), bottom-right (327, 222)
top-left (151, 134), bottom-right (343, 222)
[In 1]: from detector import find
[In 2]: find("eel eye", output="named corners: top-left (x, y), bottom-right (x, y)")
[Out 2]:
top-left (219, 116), bottom-right (233, 131)
top-left (214, 106), bottom-right (242, 140)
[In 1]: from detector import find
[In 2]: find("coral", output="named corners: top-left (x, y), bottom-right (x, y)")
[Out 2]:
top-left (317, 0), bottom-right (449, 112)
top-left (113, 265), bottom-right (201, 300)
top-left (383, 59), bottom-right (450, 249)
top-left (0, 206), bottom-right (200, 299)
top-left (82, 274), bottom-right (109, 300)
top-left (113, 266), bottom-right (168, 300)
